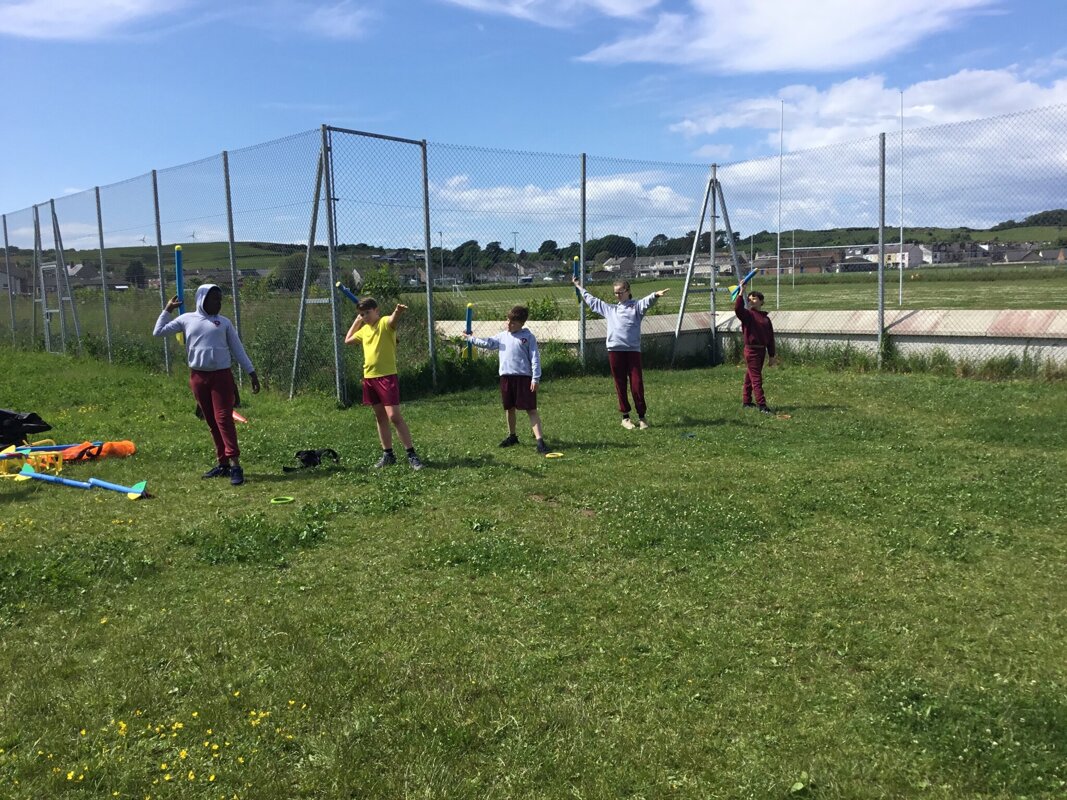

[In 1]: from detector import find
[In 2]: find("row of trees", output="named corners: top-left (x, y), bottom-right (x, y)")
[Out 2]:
top-left (438, 231), bottom-right (745, 273)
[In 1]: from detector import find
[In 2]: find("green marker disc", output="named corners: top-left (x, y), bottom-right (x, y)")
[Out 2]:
top-left (270, 496), bottom-right (295, 505)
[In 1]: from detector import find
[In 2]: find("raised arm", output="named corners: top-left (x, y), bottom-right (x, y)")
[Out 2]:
top-left (574, 281), bottom-right (610, 318)
top-left (344, 314), bottom-right (366, 344)
top-left (387, 304), bottom-right (408, 329)
top-left (152, 295), bottom-right (185, 337)
top-left (733, 292), bottom-right (752, 324)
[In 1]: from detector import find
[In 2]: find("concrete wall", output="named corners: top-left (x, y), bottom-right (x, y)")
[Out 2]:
top-left (436, 308), bottom-right (1067, 365)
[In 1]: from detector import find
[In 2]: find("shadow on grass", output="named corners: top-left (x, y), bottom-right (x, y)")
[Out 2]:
top-left (247, 468), bottom-right (349, 484)
top-left (0, 484), bottom-right (35, 504)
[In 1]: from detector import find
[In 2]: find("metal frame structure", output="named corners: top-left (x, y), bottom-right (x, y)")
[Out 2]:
top-left (672, 167), bottom-right (742, 366)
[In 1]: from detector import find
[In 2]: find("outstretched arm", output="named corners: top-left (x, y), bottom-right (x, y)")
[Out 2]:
top-left (575, 283), bottom-right (609, 318)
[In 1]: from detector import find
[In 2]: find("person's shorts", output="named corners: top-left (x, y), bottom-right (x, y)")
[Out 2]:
top-left (500, 374), bottom-right (536, 411)
top-left (362, 374), bottom-right (401, 406)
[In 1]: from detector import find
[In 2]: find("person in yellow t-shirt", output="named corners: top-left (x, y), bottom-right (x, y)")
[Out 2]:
top-left (344, 297), bottom-right (423, 470)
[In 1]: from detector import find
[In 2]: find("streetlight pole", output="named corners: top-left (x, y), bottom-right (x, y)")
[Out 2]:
top-left (438, 231), bottom-right (443, 285)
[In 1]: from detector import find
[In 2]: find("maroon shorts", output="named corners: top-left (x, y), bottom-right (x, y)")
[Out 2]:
top-left (499, 374), bottom-right (537, 411)
top-left (362, 374), bottom-right (401, 406)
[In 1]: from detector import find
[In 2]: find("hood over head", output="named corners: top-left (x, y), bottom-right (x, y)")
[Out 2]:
top-left (195, 284), bottom-right (220, 315)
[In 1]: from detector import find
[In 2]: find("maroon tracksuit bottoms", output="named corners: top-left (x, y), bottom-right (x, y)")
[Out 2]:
top-left (608, 350), bottom-right (646, 417)
top-left (189, 368), bottom-right (240, 461)
top-left (742, 346), bottom-right (767, 407)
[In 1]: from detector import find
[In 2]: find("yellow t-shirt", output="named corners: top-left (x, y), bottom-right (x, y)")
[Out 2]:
top-left (355, 317), bottom-right (398, 378)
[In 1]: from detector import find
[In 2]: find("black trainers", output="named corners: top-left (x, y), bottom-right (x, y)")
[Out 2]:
top-left (742, 402), bottom-right (756, 410)
top-left (229, 465), bottom-right (245, 486)
top-left (407, 453), bottom-right (424, 471)
top-left (375, 451), bottom-right (397, 468)
top-left (536, 440), bottom-right (549, 455)
top-left (757, 405), bottom-right (774, 415)
top-left (499, 433), bottom-right (520, 448)
top-left (202, 463), bottom-right (230, 479)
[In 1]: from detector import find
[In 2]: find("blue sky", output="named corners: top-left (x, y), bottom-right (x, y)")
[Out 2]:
top-left (2, 0), bottom-right (1065, 229)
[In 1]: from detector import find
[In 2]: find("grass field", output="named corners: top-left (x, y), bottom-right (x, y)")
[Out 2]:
top-left (0, 350), bottom-right (1064, 799)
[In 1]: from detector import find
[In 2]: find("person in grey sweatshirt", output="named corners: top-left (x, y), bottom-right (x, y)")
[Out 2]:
top-left (153, 284), bottom-right (259, 485)
top-left (464, 305), bottom-right (549, 454)
top-left (572, 277), bottom-right (669, 429)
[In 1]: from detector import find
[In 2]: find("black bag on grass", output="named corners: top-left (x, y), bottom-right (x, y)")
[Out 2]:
top-left (0, 409), bottom-right (53, 447)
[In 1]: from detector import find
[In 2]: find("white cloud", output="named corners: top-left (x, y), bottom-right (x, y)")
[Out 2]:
top-left (0, 0), bottom-right (188, 39)
top-left (581, 0), bottom-right (996, 72)
top-left (437, 171), bottom-right (690, 216)
top-left (691, 143), bottom-right (733, 161)
top-left (440, 0), bottom-right (660, 26)
top-left (672, 68), bottom-right (1067, 153)
top-left (300, 0), bottom-right (373, 39)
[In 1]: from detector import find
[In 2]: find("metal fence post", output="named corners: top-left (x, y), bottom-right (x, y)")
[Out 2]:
top-left (290, 152), bottom-right (324, 399)
top-left (49, 200), bottom-right (72, 353)
top-left (152, 169), bottom-right (171, 374)
top-left (421, 140), bottom-right (437, 390)
top-left (32, 205), bottom-right (41, 347)
top-left (320, 126), bottom-right (346, 405)
top-left (2, 214), bottom-right (13, 344)
top-left (222, 150), bottom-right (242, 387)
top-left (94, 187), bottom-right (113, 362)
top-left (709, 166), bottom-right (718, 364)
top-left (878, 132), bottom-right (886, 369)
top-left (579, 152), bottom-right (587, 368)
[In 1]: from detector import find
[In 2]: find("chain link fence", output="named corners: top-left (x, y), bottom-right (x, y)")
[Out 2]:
top-left (5, 106), bottom-right (1066, 397)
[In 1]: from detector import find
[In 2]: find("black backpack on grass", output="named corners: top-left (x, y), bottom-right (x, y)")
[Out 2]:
top-left (0, 409), bottom-right (52, 447)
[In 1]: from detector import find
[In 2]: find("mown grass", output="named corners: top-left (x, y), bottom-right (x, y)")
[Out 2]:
top-left (0, 350), bottom-right (1064, 799)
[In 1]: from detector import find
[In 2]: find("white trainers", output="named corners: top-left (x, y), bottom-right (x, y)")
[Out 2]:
top-left (621, 417), bottom-right (636, 430)
top-left (637, 419), bottom-right (650, 429)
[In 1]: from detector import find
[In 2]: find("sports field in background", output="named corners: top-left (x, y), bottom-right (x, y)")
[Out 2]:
top-left (0, 350), bottom-right (1063, 798)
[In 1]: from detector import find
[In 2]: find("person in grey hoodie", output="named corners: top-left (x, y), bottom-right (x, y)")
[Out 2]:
top-left (464, 304), bottom-right (549, 454)
top-left (153, 284), bottom-right (259, 485)
top-left (572, 277), bottom-right (669, 429)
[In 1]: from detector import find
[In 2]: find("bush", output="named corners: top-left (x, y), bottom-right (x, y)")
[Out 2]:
top-left (527, 296), bottom-right (562, 321)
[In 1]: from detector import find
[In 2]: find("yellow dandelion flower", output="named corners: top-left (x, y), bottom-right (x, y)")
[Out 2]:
top-left (191, 711), bottom-right (199, 718)
top-left (100, 617), bottom-right (108, 624)
top-left (163, 773), bottom-right (172, 781)
top-left (67, 771), bottom-right (75, 780)
top-left (208, 774), bottom-right (215, 782)
top-left (80, 729), bottom-right (86, 736)
top-left (236, 756), bottom-right (244, 764)
top-left (232, 691), bottom-right (240, 697)
top-left (188, 770), bottom-right (195, 781)
top-left (288, 699), bottom-right (295, 706)
top-left (179, 749), bottom-right (188, 759)
top-left (160, 763), bottom-right (168, 770)
top-left (212, 744), bottom-right (219, 751)
top-left (206, 729), bottom-right (213, 735)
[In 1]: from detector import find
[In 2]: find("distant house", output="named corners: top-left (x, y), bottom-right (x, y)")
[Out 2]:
top-left (65, 263), bottom-right (101, 287)
top-left (0, 266), bottom-right (30, 294)
top-left (919, 242), bottom-right (986, 264)
top-left (1000, 248), bottom-right (1042, 263)
top-left (835, 256), bottom-right (879, 273)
